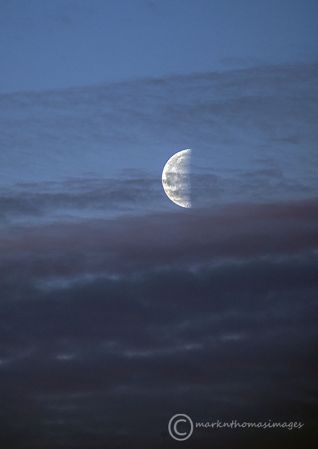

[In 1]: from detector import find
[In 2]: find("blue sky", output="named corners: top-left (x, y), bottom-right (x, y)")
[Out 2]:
top-left (1, 0), bottom-right (317, 92)
top-left (1, 63), bottom-right (317, 223)
top-left (0, 1), bottom-right (317, 217)
top-left (0, 2), bottom-right (318, 448)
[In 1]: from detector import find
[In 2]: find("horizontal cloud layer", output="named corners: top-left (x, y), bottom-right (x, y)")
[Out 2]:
top-left (0, 198), bottom-right (317, 448)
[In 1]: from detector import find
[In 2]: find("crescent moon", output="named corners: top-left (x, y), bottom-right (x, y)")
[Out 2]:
top-left (162, 149), bottom-right (191, 208)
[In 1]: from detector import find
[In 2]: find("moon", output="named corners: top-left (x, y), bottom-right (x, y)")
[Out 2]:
top-left (162, 149), bottom-right (191, 208)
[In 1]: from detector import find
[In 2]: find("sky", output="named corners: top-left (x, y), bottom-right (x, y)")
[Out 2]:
top-left (0, 1), bottom-right (318, 448)
top-left (1, 0), bottom-right (318, 92)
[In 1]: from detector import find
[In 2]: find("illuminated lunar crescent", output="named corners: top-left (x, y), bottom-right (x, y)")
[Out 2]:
top-left (162, 149), bottom-right (191, 208)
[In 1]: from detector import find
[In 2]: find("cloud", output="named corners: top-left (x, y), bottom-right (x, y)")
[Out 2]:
top-left (1, 62), bottom-right (317, 204)
top-left (1, 62), bottom-right (317, 447)
top-left (1, 198), bottom-right (317, 279)
top-left (0, 198), bottom-right (317, 447)
top-left (0, 175), bottom-right (161, 223)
